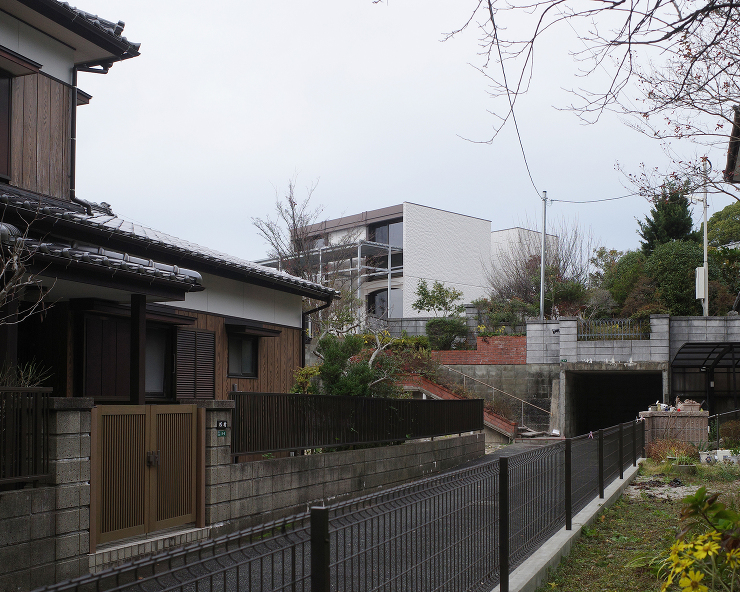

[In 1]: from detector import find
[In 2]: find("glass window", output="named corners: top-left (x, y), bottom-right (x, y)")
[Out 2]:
top-left (388, 221), bottom-right (403, 247)
top-left (228, 334), bottom-right (258, 377)
top-left (369, 219), bottom-right (402, 246)
top-left (146, 327), bottom-right (168, 397)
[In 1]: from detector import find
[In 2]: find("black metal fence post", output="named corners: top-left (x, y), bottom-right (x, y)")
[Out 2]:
top-left (565, 438), bottom-right (572, 530)
top-left (618, 423), bottom-right (624, 480)
top-left (598, 429), bottom-right (604, 499)
top-left (499, 456), bottom-right (510, 592)
top-left (311, 507), bottom-right (330, 592)
top-left (632, 420), bottom-right (637, 466)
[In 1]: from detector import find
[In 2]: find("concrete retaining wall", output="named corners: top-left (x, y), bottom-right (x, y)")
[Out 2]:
top-left (204, 404), bottom-right (484, 535)
top-left (435, 364), bottom-right (558, 433)
top-left (0, 398), bottom-right (93, 592)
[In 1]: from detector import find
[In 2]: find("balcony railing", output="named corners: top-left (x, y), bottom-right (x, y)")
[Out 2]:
top-left (577, 318), bottom-right (650, 341)
top-left (0, 387), bottom-right (51, 485)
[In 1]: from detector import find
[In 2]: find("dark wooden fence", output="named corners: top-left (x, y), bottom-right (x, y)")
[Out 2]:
top-left (230, 392), bottom-right (483, 456)
top-left (0, 386), bottom-right (51, 486)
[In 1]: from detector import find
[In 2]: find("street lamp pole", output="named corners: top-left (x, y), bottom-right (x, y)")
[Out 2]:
top-left (703, 159), bottom-right (709, 317)
top-left (539, 190), bottom-right (547, 322)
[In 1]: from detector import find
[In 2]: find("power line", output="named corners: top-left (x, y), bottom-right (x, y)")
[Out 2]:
top-left (489, 7), bottom-right (540, 198)
top-left (550, 193), bottom-right (640, 204)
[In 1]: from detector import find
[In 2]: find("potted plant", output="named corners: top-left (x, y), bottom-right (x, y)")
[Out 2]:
top-left (672, 452), bottom-right (697, 475)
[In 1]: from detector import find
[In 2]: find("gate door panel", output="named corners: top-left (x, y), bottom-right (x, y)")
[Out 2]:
top-left (94, 405), bottom-right (198, 546)
top-left (96, 405), bottom-right (148, 544)
top-left (149, 405), bottom-right (197, 532)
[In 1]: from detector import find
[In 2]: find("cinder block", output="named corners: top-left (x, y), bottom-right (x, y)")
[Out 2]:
top-left (0, 542), bottom-right (30, 573)
top-left (205, 484), bottom-right (230, 505)
top-left (29, 537), bottom-right (55, 566)
top-left (30, 488), bottom-right (54, 515)
top-left (55, 533), bottom-right (79, 560)
top-left (0, 569), bottom-right (29, 592)
top-left (0, 516), bottom-right (30, 546)
top-left (0, 491), bottom-right (30, 520)
top-left (48, 434), bottom-right (81, 460)
top-left (29, 563), bottom-right (56, 590)
top-left (30, 512), bottom-right (55, 540)
top-left (49, 459), bottom-right (81, 485)
top-left (55, 556), bottom-right (83, 581)
top-left (55, 484), bottom-right (81, 510)
top-left (50, 411), bottom-right (81, 436)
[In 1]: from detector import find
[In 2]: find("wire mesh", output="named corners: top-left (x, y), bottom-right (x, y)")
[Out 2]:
top-left (571, 434), bottom-right (598, 516)
top-left (602, 427), bottom-right (620, 487)
top-left (328, 460), bottom-right (501, 592)
top-left (506, 443), bottom-right (565, 571)
top-left (36, 516), bottom-right (313, 592)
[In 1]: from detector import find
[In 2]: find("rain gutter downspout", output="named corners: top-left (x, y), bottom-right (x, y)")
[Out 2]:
top-left (301, 298), bottom-right (333, 367)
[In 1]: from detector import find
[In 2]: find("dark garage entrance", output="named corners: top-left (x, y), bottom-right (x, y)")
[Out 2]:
top-left (566, 371), bottom-right (663, 435)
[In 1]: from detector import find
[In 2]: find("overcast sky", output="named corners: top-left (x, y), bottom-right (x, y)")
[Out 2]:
top-left (71, 1), bottom-right (730, 262)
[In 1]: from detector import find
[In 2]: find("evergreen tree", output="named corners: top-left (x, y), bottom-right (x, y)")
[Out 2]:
top-left (637, 180), bottom-right (697, 255)
top-left (707, 201), bottom-right (740, 247)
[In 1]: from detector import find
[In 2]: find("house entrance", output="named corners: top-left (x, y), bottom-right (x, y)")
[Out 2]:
top-left (91, 405), bottom-right (202, 548)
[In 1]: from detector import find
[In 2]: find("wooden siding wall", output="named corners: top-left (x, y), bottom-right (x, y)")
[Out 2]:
top-left (10, 74), bottom-right (71, 199)
top-left (176, 310), bottom-right (302, 399)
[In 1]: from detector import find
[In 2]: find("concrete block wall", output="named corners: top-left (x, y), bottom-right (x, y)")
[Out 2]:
top-left (206, 416), bottom-right (484, 537)
top-left (526, 320), bottom-right (561, 364)
top-left (0, 398), bottom-right (93, 592)
top-left (669, 316), bottom-right (740, 360)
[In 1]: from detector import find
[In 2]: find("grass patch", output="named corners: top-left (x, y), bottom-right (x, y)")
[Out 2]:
top-left (534, 495), bottom-right (679, 592)
top-left (534, 462), bottom-right (740, 592)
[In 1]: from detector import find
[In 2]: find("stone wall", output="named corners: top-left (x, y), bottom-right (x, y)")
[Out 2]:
top-left (0, 398), bottom-right (92, 592)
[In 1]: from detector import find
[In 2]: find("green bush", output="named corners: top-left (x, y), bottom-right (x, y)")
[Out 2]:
top-left (644, 241), bottom-right (707, 316)
top-left (426, 317), bottom-right (468, 350)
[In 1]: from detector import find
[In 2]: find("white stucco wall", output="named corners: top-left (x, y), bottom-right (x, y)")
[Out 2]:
top-left (0, 14), bottom-right (74, 83)
top-left (163, 273), bottom-right (303, 328)
top-left (490, 227), bottom-right (558, 276)
top-left (402, 203), bottom-right (490, 318)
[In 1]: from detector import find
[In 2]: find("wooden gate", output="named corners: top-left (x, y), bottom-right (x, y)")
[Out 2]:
top-left (90, 405), bottom-right (204, 549)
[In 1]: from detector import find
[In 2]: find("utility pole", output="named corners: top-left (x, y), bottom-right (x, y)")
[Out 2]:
top-left (539, 190), bottom-right (547, 322)
top-left (702, 159), bottom-right (709, 317)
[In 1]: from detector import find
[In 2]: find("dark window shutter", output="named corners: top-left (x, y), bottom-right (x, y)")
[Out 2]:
top-left (176, 329), bottom-right (215, 399)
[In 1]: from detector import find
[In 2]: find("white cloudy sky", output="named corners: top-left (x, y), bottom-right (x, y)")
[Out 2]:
top-left (71, 0), bottom-right (729, 261)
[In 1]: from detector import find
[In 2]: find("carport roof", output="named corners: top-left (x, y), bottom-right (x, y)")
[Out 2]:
top-left (672, 342), bottom-right (740, 369)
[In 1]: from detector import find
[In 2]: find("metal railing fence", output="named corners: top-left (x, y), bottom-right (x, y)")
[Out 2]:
top-left (709, 409), bottom-right (740, 451)
top-left (37, 420), bottom-right (645, 592)
top-left (0, 387), bottom-right (51, 486)
top-left (230, 392), bottom-right (483, 456)
top-left (577, 318), bottom-right (650, 341)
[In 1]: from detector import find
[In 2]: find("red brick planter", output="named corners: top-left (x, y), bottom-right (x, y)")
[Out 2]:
top-left (432, 335), bottom-right (527, 365)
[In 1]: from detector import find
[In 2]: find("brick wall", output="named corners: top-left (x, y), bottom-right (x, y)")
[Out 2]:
top-left (432, 336), bottom-right (527, 365)
top-left (0, 398), bottom-right (93, 592)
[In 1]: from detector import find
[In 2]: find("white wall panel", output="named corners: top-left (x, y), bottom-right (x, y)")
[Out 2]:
top-left (402, 203), bottom-right (490, 317)
top-left (0, 14), bottom-right (74, 83)
top-left (163, 272), bottom-right (303, 327)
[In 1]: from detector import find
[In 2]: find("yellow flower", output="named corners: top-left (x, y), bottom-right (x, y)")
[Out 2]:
top-left (661, 572), bottom-right (674, 592)
top-left (727, 548), bottom-right (740, 569)
top-left (693, 540), bottom-right (720, 559)
top-left (678, 570), bottom-right (707, 592)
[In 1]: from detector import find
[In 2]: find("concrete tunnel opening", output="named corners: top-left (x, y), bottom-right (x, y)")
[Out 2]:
top-left (565, 371), bottom-right (663, 435)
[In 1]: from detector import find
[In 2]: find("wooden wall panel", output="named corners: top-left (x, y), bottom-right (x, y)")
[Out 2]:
top-left (172, 309), bottom-right (301, 399)
top-left (10, 74), bottom-right (70, 199)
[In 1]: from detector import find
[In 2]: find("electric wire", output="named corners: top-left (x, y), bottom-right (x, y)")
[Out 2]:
top-left (549, 192), bottom-right (640, 204)
top-left (489, 4), bottom-right (540, 197)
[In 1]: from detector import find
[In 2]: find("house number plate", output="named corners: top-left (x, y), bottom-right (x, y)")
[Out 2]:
top-left (217, 430), bottom-right (227, 437)
top-left (217, 421), bottom-right (228, 428)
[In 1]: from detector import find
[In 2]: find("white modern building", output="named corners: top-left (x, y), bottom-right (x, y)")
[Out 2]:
top-left (259, 202), bottom-right (555, 320)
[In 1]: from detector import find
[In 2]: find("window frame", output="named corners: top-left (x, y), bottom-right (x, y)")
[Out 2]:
top-left (227, 333), bottom-right (259, 379)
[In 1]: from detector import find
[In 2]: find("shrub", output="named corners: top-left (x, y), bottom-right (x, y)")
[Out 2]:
top-left (720, 419), bottom-right (740, 448)
top-left (646, 438), bottom-right (699, 462)
top-left (425, 317), bottom-right (468, 350)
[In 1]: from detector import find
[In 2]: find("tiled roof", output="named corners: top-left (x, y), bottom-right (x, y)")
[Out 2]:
top-left (0, 187), bottom-right (338, 299)
top-left (50, 1), bottom-right (141, 54)
top-left (0, 222), bottom-right (203, 288)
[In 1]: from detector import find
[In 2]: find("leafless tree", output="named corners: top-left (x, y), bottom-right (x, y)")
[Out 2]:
top-left (487, 217), bottom-right (596, 317)
top-left (252, 179), bottom-right (363, 340)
